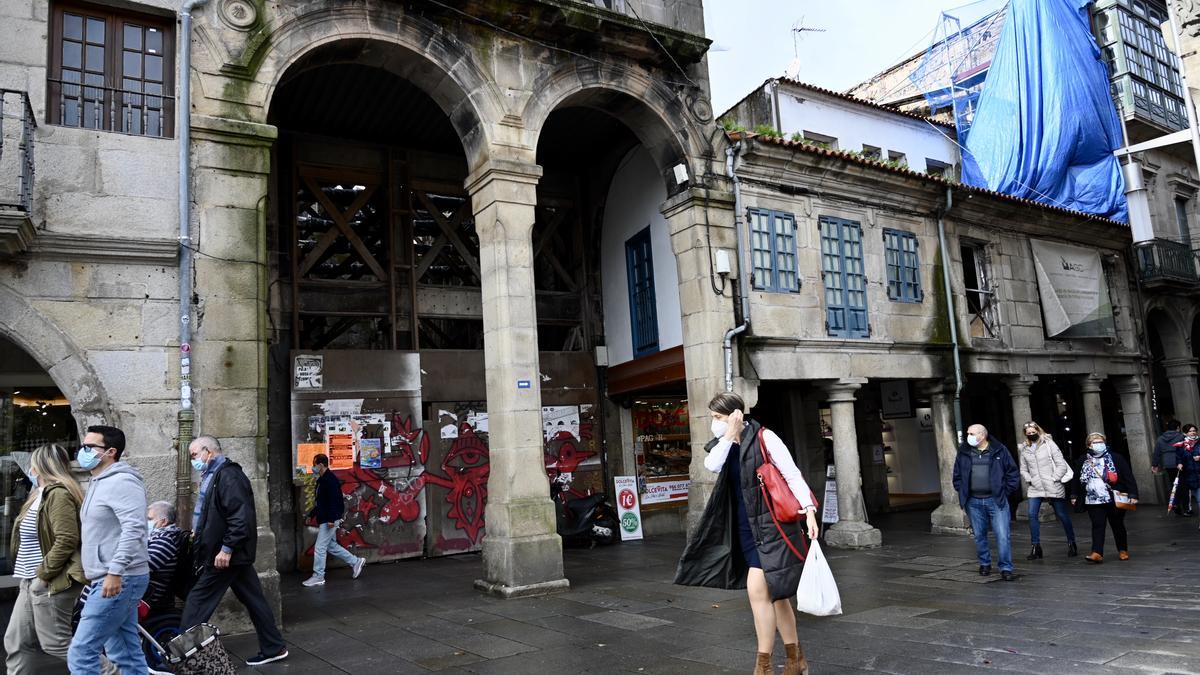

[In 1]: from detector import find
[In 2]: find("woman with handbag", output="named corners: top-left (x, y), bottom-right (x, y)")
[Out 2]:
top-left (4, 444), bottom-right (88, 673)
top-left (675, 392), bottom-right (819, 675)
top-left (1018, 421), bottom-right (1077, 559)
top-left (1071, 432), bottom-right (1138, 563)
top-left (1172, 424), bottom-right (1199, 516)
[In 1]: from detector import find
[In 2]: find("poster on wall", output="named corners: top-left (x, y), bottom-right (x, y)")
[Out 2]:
top-left (1030, 239), bottom-right (1116, 338)
top-left (613, 475), bottom-right (644, 541)
top-left (880, 380), bottom-right (914, 419)
top-left (294, 355), bottom-right (324, 390)
top-left (822, 477), bottom-right (839, 525)
top-left (296, 443), bottom-right (326, 475)
top-left (359, 438), bottom-right (382, 469)
top-left (327, 433), bottom-right (355, 470)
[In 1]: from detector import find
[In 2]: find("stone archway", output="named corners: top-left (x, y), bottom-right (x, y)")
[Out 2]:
top-left (0, 283), bottom-right (115, 432)
top-left (1146, 305), bottom-right (1199, 425)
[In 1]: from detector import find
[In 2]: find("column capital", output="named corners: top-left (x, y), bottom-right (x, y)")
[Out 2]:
top-left (1004, 375), bottom-right (1039, 397)
top-left (1076, 374), bottom-right (1105, 395)
top-left (1112, 374), bottom-right (1145, 396)
top-left (464, 159), bottom-right (543, 205)
top-left (822, 377), bottom-right (868, 402)
top-left (191, 114), bottom-right (278, 147)
top-left (1162, 357), bottom-right (1200, 378)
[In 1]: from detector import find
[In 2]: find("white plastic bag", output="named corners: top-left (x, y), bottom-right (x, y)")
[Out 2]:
top-left (795, 540), bottom-right (842, 616)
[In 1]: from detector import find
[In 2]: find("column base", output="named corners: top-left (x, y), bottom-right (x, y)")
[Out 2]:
top-left (930, 504), bottom-right (970, 535)
top-left (474, 577), bottom-right (570, 599)
top-left (825, 520), bottom-right (882, 549)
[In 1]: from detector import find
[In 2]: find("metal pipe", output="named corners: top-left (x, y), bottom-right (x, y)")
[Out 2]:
top-left (936, 187), bottom-right (964, 442)
top-left (724, 141), bottom-right (750, 392)
top-left (177, 0), bottom-right (209, 529)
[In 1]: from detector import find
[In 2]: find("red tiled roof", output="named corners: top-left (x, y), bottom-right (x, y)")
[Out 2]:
top-left (735, 131), bottom-right (1127, 228)
top-left (718, 77), bottom-right (955, 131)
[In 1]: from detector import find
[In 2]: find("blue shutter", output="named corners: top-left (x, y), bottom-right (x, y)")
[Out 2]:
top-left (773, 213), bottom-right (799, 292)
top-left (748, 209), bottom-right (800, 293)
top-left (819, 218), bottom-right (847, 336)
top-left (625, 227), bottom-right (659, 357)
top-left (820, 216), bottom-right (869, 338)
top-left (884, 229), bottom-right (922, 303)
top-left (749, 209), bottom-right (773, 290)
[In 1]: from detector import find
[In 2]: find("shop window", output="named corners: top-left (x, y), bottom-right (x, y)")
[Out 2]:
top-left (749, 208), bottom-right (800, 293)
top-left (819, 216), bottom-right (869, 338)
top-left (960, 241), bottom-right (998, 338)
top-left (632, 400), bottom-right (690, 510)
top-left (884, 229), bottom-right (923, 303)
top-left (625, 227), bottom-right (659, 358)
top-left (47, 2), bottom-right (175, 137)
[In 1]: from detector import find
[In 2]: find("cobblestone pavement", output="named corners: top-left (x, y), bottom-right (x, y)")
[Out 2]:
top-left (5, 507), bottom-right (1200, 673)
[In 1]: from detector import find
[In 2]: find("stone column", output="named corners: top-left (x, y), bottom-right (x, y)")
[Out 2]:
top-left (466, 159), bottom-right (568, 598)
top-left (1006, 376), bottom-right (1046, 523)
top-left (1115, 376), bottom-right (1158, 504)
top-left (1078, 374), bottom-right (1107, 438)
top-left (823, 379), bottom-right (882, 548)
top-left (924, 380), bottom-right (970, 535)
top-left (1163, 358), bottom-right (1200, 427)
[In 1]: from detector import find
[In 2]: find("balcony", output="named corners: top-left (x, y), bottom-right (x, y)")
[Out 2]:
top-left (0, 89), bottom-right (36, 258)
top-left (1135, 238), bottom-right (1199, 288)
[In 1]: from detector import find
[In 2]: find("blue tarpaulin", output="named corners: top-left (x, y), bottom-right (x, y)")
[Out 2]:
top-left (961, 0), bottom-right (1128, 222)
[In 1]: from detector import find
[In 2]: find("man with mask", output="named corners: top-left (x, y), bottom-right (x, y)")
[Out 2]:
top-left (301, 453), bottom-right (365, 587)
top-left (180, 435), bottom-right (288, 666)
top-left (67, 425), bottom-right (151, 674)
top-left (952, 424), bottom-right (1021, 581)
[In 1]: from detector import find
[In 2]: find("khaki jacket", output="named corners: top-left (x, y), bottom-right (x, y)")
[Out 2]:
top-left (1019, 435), bottom-right (1073, 499)
top-left (8, 483), bottom-right (88, 595)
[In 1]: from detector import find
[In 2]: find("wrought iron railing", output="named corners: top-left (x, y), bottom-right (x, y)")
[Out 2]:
top-left (47, 79), bottom-right (173, 138)
top-left (0, 89), bottom-right (36, 212)
top-left (1135, 238), bottom-right (1199, 284)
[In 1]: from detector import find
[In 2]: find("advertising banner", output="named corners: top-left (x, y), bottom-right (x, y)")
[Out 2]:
top-left (1030, 239), bottom-right (1116, 338)
top-left (640, 476), bottom-right (690, 506)
top-left (613, 475), bottom-right (644, 541)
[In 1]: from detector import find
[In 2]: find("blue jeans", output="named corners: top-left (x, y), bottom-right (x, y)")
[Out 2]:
top-left (313, 521), bottom-right (358, 577)
top-left (67, 573), bottom-right (149, 674)
top-left (1027, 496), bottom-right (1076, 545)
top-left (966, 497), bottom-right (1013, 572)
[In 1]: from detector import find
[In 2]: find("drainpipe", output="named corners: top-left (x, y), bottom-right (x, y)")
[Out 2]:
top-left (176, 0), bottom-right (209, 529)
top-left (936, 187), bottom-right (964, 442)
top-left (723, 141), bottom-right (749, 392)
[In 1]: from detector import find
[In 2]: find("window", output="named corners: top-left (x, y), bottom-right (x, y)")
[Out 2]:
top-left (887, 150), bottom-right (907, 166)
top-left (819, 216), bottom-right (869, 338)
top-left (861, 145), bottom-right (882, 161)
top-left (1176, 196), bottom-right (1192, 244)
top-left (884, 229), bottom-right (923, 303)
top-left (625, 227), bottom-right (659, 358)
top-left (748, 209), bottom-right (800, 292)
top-left (925, 158), bottom-right (952, 177)
top-left (960, 242), bottom-right (998, 339)
top-left (802, 131), bottom-right (838, 150)
top-left (48, 2), bottom-right (174, 137)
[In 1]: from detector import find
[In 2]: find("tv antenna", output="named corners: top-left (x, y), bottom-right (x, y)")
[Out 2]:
top-left (787, 18), bottom-right (827, 79)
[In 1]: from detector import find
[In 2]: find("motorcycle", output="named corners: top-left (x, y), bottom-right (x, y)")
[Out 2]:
top-left (550, 472), bottom-right (620, 547)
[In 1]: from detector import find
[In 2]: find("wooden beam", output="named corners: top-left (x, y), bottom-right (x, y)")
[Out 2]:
top-left (415, 192), bottom-right (480, 281)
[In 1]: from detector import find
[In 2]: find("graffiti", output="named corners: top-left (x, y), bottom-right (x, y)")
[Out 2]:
top-left (386, 413), bottom-right (429, 468)
top-left (424, 423), bottom-right (490, 544)
top-left (544, 421), bottom-right (596, 476)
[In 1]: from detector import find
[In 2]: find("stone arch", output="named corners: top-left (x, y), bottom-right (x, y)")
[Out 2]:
top-left (1146, 304), bottom-right (1189, 359)
top-left (0, 284), bottom-right (116, 433)
top-left (523, 63), bottom-right (701, 192)
top-left (230, 4), bottom-right (505, 171)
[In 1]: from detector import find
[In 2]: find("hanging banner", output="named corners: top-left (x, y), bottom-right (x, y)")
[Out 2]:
top-left (613, 475), bottom-right (644, 541)
top-left (1030, 239), bottom-right (1116, 339)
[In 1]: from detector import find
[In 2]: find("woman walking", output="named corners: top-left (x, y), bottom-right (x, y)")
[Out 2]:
top-left (1071, 432), bottom-right (1138, 563)
top-left (675, 393), bottom-right (820, 675)
top-left (1018, 422), bottom-right (1077, 559)
top-left (1173, 424), bottom-right (1199, 516)
top-left (4, 444), bottom-right (88, 673)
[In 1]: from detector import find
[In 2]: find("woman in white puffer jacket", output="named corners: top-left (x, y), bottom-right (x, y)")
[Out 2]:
top-left (1019, 421), bottom-right (1077, 559)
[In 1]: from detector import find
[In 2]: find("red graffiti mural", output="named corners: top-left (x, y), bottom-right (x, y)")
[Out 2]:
top-left (424, 423), bottom-right (490, 544)
top-left (386, 414), bottom-right (430, 468)
top-left (543, 421), bottom-right (596, 475)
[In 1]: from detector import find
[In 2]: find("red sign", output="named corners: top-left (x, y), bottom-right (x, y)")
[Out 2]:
top-left (619, 488), bottom-right (637, 510)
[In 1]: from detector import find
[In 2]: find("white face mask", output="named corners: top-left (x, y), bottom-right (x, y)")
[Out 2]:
top-left (711, 419), bottom-right (729, 438)
top-left (967, 434), bottom-right (980, 447)
top-left (147, 519), bottom-right (158, 533)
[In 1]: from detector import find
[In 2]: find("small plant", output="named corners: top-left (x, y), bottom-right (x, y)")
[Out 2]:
top-left (790, 131), bottom-right (803, 142)
top-left (720, 118), bottom-right (747, 133)
top-left (752, 123), bottom-right (783, 138)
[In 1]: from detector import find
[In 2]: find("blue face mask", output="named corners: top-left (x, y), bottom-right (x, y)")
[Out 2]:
top-left (29, 472), bottom-right (38, 488)
top-left (77, 447), bottom-right (101, 470)
top-left (1089, 443), bottom-right (1107, 456)
top-left (191, 457), bottom-right (207, 472)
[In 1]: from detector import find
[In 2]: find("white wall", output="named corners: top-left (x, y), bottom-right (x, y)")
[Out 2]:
top-left (774, 84), bottom-right (960, 174)
top-left (601, 146), bottom-right (683, 366)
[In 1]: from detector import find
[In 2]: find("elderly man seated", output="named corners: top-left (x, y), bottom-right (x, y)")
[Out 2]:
top-left (78, 500), bottom-right (186, 612)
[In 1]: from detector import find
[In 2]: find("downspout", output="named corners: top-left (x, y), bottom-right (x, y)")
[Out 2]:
top-left (936, 187), bottom-right (964, 442)
top-left (176, 0), bottom-right (209, 529)
top-left (724, 141), bottom-right (749, 392)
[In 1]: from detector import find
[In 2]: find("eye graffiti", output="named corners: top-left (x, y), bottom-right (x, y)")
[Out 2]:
top-left (424, 424), bottom-right (490, 544)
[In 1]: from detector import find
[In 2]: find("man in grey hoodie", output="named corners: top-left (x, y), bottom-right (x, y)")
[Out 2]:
top-left (66, 425), bottom-right (150, 674)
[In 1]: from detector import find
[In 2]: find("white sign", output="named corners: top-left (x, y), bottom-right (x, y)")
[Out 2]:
top-left (613, 475), bottom-right (644, 541)
top-left (640, 477), bottom-right (691, 505)
top-left (822, 478), bottom-right (839, 525)
top-left (1030, 239), bottom-right (1116, 338)
top-left (294, 355), bottom-right (323, 390)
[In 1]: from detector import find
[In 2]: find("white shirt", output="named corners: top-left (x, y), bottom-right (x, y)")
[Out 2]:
top-left (705, 428), bottom-right (817, 511)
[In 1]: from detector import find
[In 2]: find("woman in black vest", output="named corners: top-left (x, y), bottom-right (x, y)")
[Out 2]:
top-left (675, 393), bottom-right (819, 675)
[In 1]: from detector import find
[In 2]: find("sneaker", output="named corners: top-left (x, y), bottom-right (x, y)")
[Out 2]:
top-left (352, 556), bottom-right (366, 579)
top-left (148, 668), bottom-right (174, 675)
top-left (247, 649), bottom-right (289, 666)
top-left (301, 575), bottom-right (325, 587)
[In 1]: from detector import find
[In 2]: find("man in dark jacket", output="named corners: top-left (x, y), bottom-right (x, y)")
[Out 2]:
top-left (180, 436), bottom-right (288, 667)
top-left (302, 453), bottom-right (365, 587)
top-left (952, 424), bottom-right (1021, 581)
top-left (1152, 420), bottom-right (1189, 515)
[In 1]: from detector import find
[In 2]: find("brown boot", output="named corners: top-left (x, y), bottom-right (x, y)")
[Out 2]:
top-left (753, 652), bottom-right (773, 675)
top-left (784, 642), bottom-right (809, 675)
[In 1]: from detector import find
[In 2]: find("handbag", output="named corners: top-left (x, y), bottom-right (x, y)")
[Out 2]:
top-left (754, 428), bottom-right (816, 562)
top-left (1113, 490), bottom-right (1137, 511)
top-left (795, 541), bottom-right (842, 616)
top-left (164, 623), bottom-right (239, 675)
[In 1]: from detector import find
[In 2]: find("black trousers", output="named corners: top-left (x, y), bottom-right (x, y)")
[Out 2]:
top-left (181, 564), bottom-right (285, 655)
top-left (1166, 469), bottom-right (1192, 512)
top-left (1086, 503), bottom-right (1128, 555)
